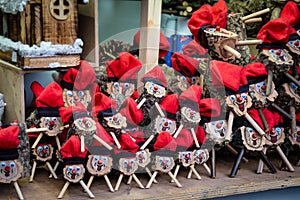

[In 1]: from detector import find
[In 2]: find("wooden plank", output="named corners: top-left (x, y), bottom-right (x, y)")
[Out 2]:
top-left (22, 55), bottom-right (80, 69)
top-left (0, 59), bottom-right (24, 124)
top-left (139, 0), bottom-right (162, 75)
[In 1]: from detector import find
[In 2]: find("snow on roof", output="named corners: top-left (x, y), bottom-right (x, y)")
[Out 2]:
top-left (0, 0), bottom-right (30, 14)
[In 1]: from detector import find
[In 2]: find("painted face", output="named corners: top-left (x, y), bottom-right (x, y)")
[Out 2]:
top-left (155, 115), bottom-right (177, 135)
top-left (74, 117), bottom-right (97, 133)
top-left (111, 82), bottom-right (135, 98)
top-left (282, 83), bottom-right (300, 103)
top-left (63, 89), bottom-right (91, 108)
top-left (0, 160), bottom-right (22, 183)
top-left (249, 80), bottom-right (278, 105)
top-left (33, 144), bottom-right (53, 161)
top-left (289, 126), bottom-right (300, 146)
top-left (263, 49), bottom-right (293, 65)
top-left (63, 164), bottom-right (85, 183)
top-left (205, 120), bottom-right (228, 143)
top-left (154, 156), bottom-right (175, 173)
top-left (241, 127), bottom-right (265, 151)
top-left (119, 158), bottom-right (138, 175)
top-left (178, 151), bottom-right (194, 167)
top-left (86, 155), bottom-right (112, 176)
top-left (226, 93), bottom-right (252, 116)
top-left (136, 149), bottom-right (151, 168)
top-left (265, 127), bottom-right (285, 145)
top-left (145, 82), bottom-right (166, 98)
top-left (193, 149), bottom-right (209, 164)
top-left (287, 39), bottom-right (300, 54)
top-left (104, 113), bottom-right (127, 129)
top-left (40, 116), bottom-right (63, 136)
top-left (181, 107), bottom-right (201, 124)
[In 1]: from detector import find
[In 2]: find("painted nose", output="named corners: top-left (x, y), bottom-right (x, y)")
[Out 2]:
top-left (216, 122), bottom-right (222, 129)
top-left (153, 86), bottom-right (158, 91)
top-left (237, 96), bottom-right (243, 102)
top-left (5, 166), bottom-right (10, 171)
top-left (261, 85), bottom-right (266, 90)
top-left (164, 121), bottom-right (169, 126)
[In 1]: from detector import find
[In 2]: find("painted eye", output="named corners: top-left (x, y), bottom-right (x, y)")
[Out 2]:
top-left (1, 162), bottom-right (6, 167)
top-left (45, 117), bottom-right (51, 123)
top-left (130, 160), bottom-right (134, 164)
top-left (191, 77), bottom-right (197, 83)
top-left (141, 151), bottom-right (145, 154)
top-left (113, 82), bottom-right (119, 88)
top-left (103, 157), bottom-right (107, 161)
top-left (67, 166), bottom-right (73, 171)
top-left (168, 120), bottom-right (173, 125)
top-left (52, 117), bottom-right (57, 122)
top-left (37, 146), bottom-right (43, 151)
top-left (208, 28), bottom-right (214, 32)
top-left (289, 41), bottom-right (294, 45)
top-left (10, 162), bottom-right (15, 168)
top-left (248, 128), bottom-right (253, 133)
top-left (124, 83), bottom-right (130, 88)
top-left (66, 90), bottom-right (73, 97)
top-left (275, 127), bottom-right (281, 133)
top-left (229, 95), bottom-right (236, 101)
top-left (270, 49), bottom-right (275, 54)
top-left (123, 161), bottom-right (128, 165)
top-left (93, 157), bottom-right (98, 161)
top-left (256, 83), bottom-right (261, 88)
top-left (76, 166), bottom-right (81, 171)
top-left (132, 128), bottom-right (137, 132)
top-left (241, 93), bottom-right (247, 99)
top-left (262, 82), bottom-right (266, 86)
top-left (162, 118), bottom-right (166, 123)
top-left (78, 91), bottom-right (84, 97)
top-left (291, 83), bottom-right (298, 90)
top-left (297, 30), bottom-right (300, 35)
top-left (108, 117), bottom-right (113, 121)
top-left (44, 145), bottom-right (49, 150)
top-left (180, 76), bottom-right (187, 82)
top-left (211, 122), bottom-right (215, 126)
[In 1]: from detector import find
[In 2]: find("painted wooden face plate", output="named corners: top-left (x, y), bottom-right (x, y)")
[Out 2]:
top-left (154, 115), bottom-right (177, 135)
top-left (63, 164), bottom-right (85, 183)
top-left (153, 156), bottom-right (175, 173)
top-left (86, 155), bottom-right (112, 176)
top-left (145, 82), bottom-right (166, 98)
top-left (178, 151), bottom-right (194, 167)
top-left (288, 126), bottom-right (300, 146)
top-left (33, 144), bottom-right (54, 162)
top-left (241, 126), bottom-right (265, 151)
top-left (63, 89), bottom-right (91, 109)
top-left (136, 149), bottom-right (151, 168)
top-left (40, 116), bottom-right (63, 136)
top-left (265, 127), bottom-right (285, 146)
top-left (261, 49), bottom-right (293, 65)
top-left (0, 160), bottom-right (23, 183)
top-left (282, 83), bottom-right (300, 103)
top-left (104, 113), bottom-right (127, 129)
top-left (249, 80), bottom-right (278, 105)
top-left (73, 117), bottom-right (97, 135)
top-left (119, 158), bottom-right (138, 175)
top-left (226, 93), bottom-right (252, 116)
top-left (287, 39), bottom-right (300, 55)
top-left (205, 120), bottom-right (228, 144)
top-left (193, 149), bottom-right (209, 165)
top-left (110, 82), bottom-right (135, 98)
top-left (181, 106), bottom-right (201, 124)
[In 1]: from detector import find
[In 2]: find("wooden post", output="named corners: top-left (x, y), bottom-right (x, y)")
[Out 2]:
top-left (138, 0), bottom-right (162, 84)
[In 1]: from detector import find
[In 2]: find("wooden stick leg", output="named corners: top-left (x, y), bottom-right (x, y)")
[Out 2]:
top-left (225, 143), bottom-right (248, 163)
top-left (229, 148), bottom-right (245, 178)
top-left (132, 174), bottom-right (145, 189)
top-left (190, 164), bottom-right (201, 180)
top-left (168, 171), bottom-right (182, 188)
top-left (187, 168), bottom-right (193, 179)
top-left (155, 102), bottom-right (165, 117)
top-left (259, 150), bottom-right (277, 174)
top-left (114, 174), bottom-right (124, 191)
top-left (225, 111), bottom-right (234, 141)
top-left (173, 124), bottom-right (183, 138)
top-left (49, 161), bottom-right (60, 178)
top-left (203, 163), bottom-right (211, 176)
top-left (280, 148), bottom-right (290, 170)
top-left (191, 128), bottom-right (200, 148)
top-left (211, 148), bottom-right (216, 178)
top-left (127, 175), bottom-right (133, 185)
top-left (171, 165), bottom-right (180, 182)
top-left (110, 132), bottom-right (121, 149)
top-left (93, 134), bottom-right (113, 150)
top-left (46, 162), bottom-right (58, 179)
top-left (31, 133), bottom-right (43, 149)
top-left (29, 160), bottom-right (37, 182)
top-left (266, 70), bottom-right (273, 96)
top-left (56, 136), bottom-right (61, 150)
top-left (57, 181), bottom-right (70, 199)
top-left (13, 181), bottom-right (24, 200)
top-left (137, 98), bottom-right (146, 109)
top-left (87, 175), bottom-right (95, 189)
top-left (145, 167), bottom-right (158, 184)
top-left (80, 180), bottom-right (95, 199)
top-left (140, 135), bottom-right (155, 150)
top-left (80, 135), bottom-right (85, 153)
top-left (146, 171), bottom-right (158, 189)
top-left (244, 113), bottom-right (265, 136)
top-left (104, 175), bottom-right (115, 192)
top-left (276, 146), bottom-right (295, 172)
top-left (256, 146), bottom-right (267, 174)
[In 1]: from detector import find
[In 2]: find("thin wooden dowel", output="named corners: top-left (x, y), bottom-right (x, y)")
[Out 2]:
top-left (13, 181), bottom-right (24, 200)
top-left (168, 171), bottom-right (182, 188)
top-left (57, 181), bottom-right (70, 199)
top-left (114, 174), bottom-right (124, 191)
top-left (236, 40), bottom-right (262, 46)
top-left (171, 165), bottom-right (180, 182)
top-left (244, 17), bottom-right (262, 23)
top-left (140, 135), bottom-right (155, 150)
top-left (132, 174), bottom-right (145, 189)
top-left (55, 136), bottom-right (61, 150)
top-left (145, 167), bottom-right (158, 183)
top-left (46, 162), bottom-right (58, 179)
top-left (155, 102), bottom-right (165, 117)
top-left (244, 113), bottom-right (265, 136)
top-left (173, 124), bottom-right (183, 138)
top-left (80, 180), bottom-right (95, 198)
top-left (87, 175), bottom-right (95, 189)
top-left (31, 133), bottom-right (43, 149)
top-left (146, 171), bottom-right (158, 189)
top-left (223, 45), bottom-right (241, 58)
top-left (137, 98), bottom-right (146, 109)
top-left (225, 111), bottom-right (234, 141)
top-left (256, 146), bottom-right (267, 174)
top-left (191, 128), bottom-right (200, 148)
top-left (110, 132), bottom-right (121, 149)
top-left (203, 163), bottom-right (211, 175)
top-left (104, 175), bottom-right (115, 192)
top-left (276, 146), bottom-right (295, 172)
top-left (190, 164), bottom-right (201, 180)
top-left (241, 8), bottom-right (270, 21)
top-left (29, 160), bottom-right (37, 182)
top-left (93, 134), bottom-right (113, 150)
top-left (127, 175), bottom-right (133, 185)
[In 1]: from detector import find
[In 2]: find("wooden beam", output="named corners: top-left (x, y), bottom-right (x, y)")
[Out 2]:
top-left (139, 0), bottom-right (162, 75)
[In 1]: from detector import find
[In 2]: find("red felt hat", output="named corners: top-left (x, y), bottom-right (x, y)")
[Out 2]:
top-left (74, 60), bottom-right (96, 91)
top-left (188, 0), bottom-right (227, 45)
top-left (257, 18), bottom-right (292, 44)
top-left (179, 85), bottom-right (202, 104)
top-left (247, 108), bottom-right (265, 130)
top-left (280, 1), bottom-right (300, 27)
top-left (92, 92), bottom-right (118, 119)
top-left (209, 60), bottom-right (248, 92)
top-left (243, 62), bottom-right (267, 84)
top-left (60, 135), bottom-right (88, 164)
top-left (182, 40), bottom-right (208, 57)
top-left (175, 128), bottom-right (194, 150)
top-left (140, 65), bottom-right (167, 87)
top-left (262, 108), bottom-right (283, 131)
top-left (0, 126), bottom-right (20, 160)
top-left (30, 81), bottom-right (44, 98)
top-left (199, 98), bottom-right (221, 118)
top-left (36, 82), bottom-right (64, 117)
top-left (171, 52), bottom-right (200, 77)
top-left (106, 52), bottom-right (142, 83)
top-left (119, 133), bottom-right (139, 153)
top-left (159, 93), bottom-right (179, 120)
top-left (60, 68), bottom-right (78, 90)
top-left (59, 102), bottom-right (89, 123)
top-left (119, 97), bottom-right (144, 125)
top-left (153, 131), bottom-right (177, 152)
top-left (133, 30), bottom-right (170, 58)
top-left (195, 125), bottom-right (206, 144)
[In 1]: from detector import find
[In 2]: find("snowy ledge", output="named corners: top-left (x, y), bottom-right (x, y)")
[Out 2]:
top-left (0, 0), bottom-right (30, 14)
